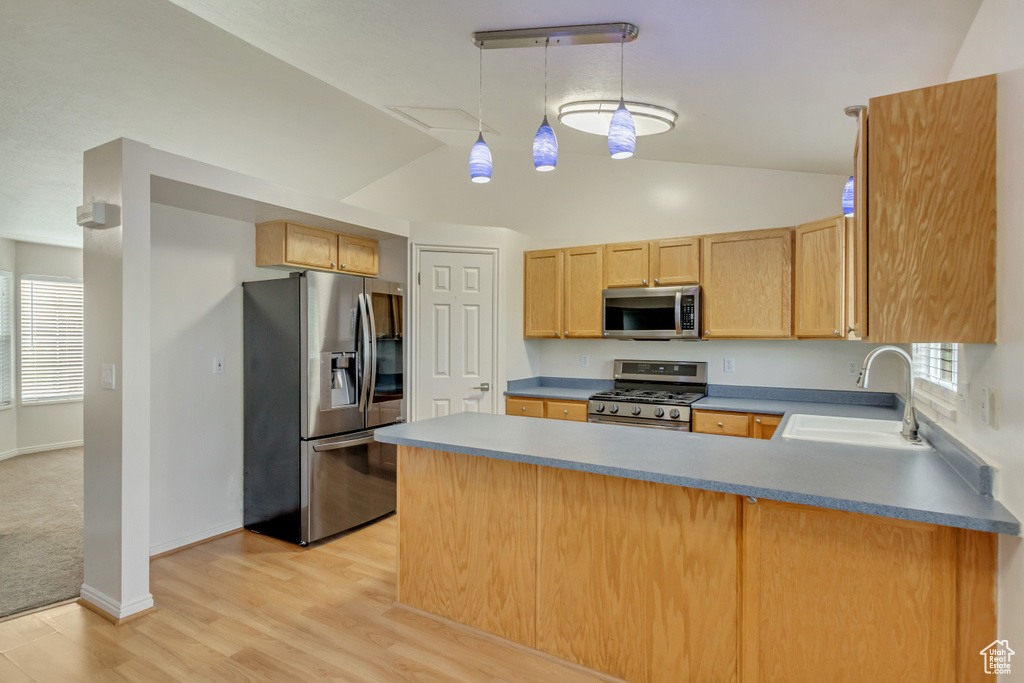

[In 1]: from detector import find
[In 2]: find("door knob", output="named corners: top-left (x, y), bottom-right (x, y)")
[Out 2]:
top-left (471, 383), bottom-right (490, 391)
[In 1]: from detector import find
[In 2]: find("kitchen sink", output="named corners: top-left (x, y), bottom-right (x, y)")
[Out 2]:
top-left (780, 414), bottom-right (932, 451)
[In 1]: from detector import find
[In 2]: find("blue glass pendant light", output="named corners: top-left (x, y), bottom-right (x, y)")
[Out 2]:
top-left (842, 176), bottom-right (854, 216)
top-left (470, 46), bottom-right (492, 183)
top-left (533, 39), bottom-right (558, 171)
top-left (608, 34), bottom-right (635, 159)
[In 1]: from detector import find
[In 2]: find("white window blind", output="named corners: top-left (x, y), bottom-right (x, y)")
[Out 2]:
top-left (912, 343), bottom-right (958, 392)
top-left (0, 271), bottom-right (12, 407)
top-left (20, 276), bottom-right (84, 404)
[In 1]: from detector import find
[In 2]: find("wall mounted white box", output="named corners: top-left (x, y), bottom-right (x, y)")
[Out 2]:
top-left (101, 363), bottom-right (116, 390)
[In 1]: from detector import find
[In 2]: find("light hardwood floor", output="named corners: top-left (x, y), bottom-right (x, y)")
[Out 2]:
top-left (0, 515), bottom-right (612, 682)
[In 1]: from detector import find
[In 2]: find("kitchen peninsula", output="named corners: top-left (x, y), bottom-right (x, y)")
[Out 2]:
top-left (376, 412), bottom-right (1018, 683)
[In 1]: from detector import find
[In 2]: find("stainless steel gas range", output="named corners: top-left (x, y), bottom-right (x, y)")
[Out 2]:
top-left (588, 360), bottom-right (707, 431)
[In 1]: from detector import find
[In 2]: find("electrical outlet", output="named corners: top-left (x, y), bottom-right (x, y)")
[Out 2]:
top-left (724, 358), bottom-right (735, 373)
top-left (580, 354), bottom-right (589, 368)
top-left (847, 360), bottom-right (860, 377)
top-left (980, 387), bottom-right (997, 427)
top-left (214, 357), bottom-right (225, 374)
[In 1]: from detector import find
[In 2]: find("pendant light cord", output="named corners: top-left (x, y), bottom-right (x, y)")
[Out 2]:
top-left (544, 38), bottom-right (549, 113)
top-left (478, 45), bottom-right (483, 133)
top-left (619, 32), bottom-right (625, 102)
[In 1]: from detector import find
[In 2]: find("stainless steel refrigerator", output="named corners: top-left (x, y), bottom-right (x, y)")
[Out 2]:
top-left (242, 271), bottom-right (403, 545)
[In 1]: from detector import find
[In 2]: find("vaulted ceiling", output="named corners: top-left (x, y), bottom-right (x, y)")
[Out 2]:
top-left (1, 0), bottom-right (981, 246)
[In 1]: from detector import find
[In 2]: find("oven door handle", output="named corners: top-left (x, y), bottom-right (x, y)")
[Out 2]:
top-left (674, 290), bottom-right (683, 335)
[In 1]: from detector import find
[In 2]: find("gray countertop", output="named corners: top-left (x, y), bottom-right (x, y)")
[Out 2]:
top-left (504, 387), bottom-right (597, 401)
top-left (375, 411), bottom-right (1020, 535)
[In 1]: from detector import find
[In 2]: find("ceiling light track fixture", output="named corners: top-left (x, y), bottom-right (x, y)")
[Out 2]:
top-left (468, 21), bottom-right (675, 182)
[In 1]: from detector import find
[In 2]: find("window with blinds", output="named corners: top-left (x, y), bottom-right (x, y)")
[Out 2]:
top-left (20, 276), bottom-right (84, 404)
top-left (912, 343), bottom-right (958, 392)
top-left (0, 271), bottom-right (12, 408)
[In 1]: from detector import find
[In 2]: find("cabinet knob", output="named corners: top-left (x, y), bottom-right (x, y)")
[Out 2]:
top-left (833, 329), bottom-right (840, 336)
top-left (521, 406), bottom-right (526, 412)
top-left (563, 409), bottom-right (568, 414)
top-left (718, 422), bottom-right (724, 427)
top-left (340, 264), bottom-right (347, 269)
top-left (331, 262), bottom-right (337, 267)
top-left (654, 278), bottom-right (659, 284)
top-left (642, 279), bottom-right (647, 285)
top-left (704, 330), bottom-right (710, 335)
top-left (755, 418), bottom-right (761, 424)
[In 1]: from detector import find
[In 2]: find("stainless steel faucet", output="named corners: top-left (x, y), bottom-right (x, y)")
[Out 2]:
top-left (857, 346), bottom-right (921, 443)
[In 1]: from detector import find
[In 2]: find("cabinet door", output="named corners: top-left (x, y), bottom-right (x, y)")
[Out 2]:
top-left (285, 223), bottom-right (337, 269)
top-left (868, 74), bottom-right (996, 343)
top-left (338, 234), bottom-right (378, 276)
top-left (604, 242), bottom-right (650, 288)
top-left (848, 106), bottom-right (868, 340)
top-left (751, 414), bottom-right (781, 440)
top-left (692, 410), bottom-right (750, 438)
top-left (564, 246), bottom-right (604, 338)
top-left (701, 228), bottom-right (793, 338)
top-left (524, 250), bottom-right (563, 338)
top-left (544, 400), bottom-right (588, 422)
top-left (794, 216), bottom-right (844, 339)
top-left (506, 397), bottom-right (544, 418)
top-left (743, 501), bottom-right (957, 683)
top-left (650, 237), bottom-right (700, 286)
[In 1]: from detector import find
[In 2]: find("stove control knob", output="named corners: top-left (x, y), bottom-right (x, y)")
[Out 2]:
top-left (594, 403), bottom-right (605, 413)
top-left (631, 406), bottom-right (642, 416)
top-left (609, 405), bottom-right (619, 414)
top-left (669, 408), bottom-right (681, 419)
top-left (654, 407), bottom-right (665, 418)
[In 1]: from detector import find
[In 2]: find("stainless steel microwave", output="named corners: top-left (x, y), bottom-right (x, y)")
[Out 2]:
top-left (602, 285), bottom-right (701, 340)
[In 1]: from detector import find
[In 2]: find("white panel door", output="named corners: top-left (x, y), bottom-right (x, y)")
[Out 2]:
top-left (416, 250), bottom-right (495, 419)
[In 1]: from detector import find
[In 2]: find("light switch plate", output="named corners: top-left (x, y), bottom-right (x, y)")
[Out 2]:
top-left (580, 354), bottom-right (589, 368)
top-left (101, 363), bottom-right (116, 390)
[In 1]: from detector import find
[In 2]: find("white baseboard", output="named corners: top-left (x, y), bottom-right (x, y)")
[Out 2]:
top-left (0, 439), bottom-right (84, 462)
top-left (80, 584), bottom-right (154, 620)
top-left (149, 519), bottom-right (242, 556)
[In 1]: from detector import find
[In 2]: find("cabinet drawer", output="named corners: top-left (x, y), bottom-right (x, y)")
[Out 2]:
top-left (507, 397), bottom-right (545, 418)
top-left (693, 410), bottom-right (751, 437)
top-left (545, 400), bottom-right (588, 422)
top-left (752, 414), bottom-right (782, 440)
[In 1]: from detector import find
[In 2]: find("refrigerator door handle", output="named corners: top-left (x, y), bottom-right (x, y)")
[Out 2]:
top-left (312, 435), bottom-right (376, 451)
top-left (365, 292), bottom-right (379, 408)
top-left (358, 293), bottom-right (372, 413)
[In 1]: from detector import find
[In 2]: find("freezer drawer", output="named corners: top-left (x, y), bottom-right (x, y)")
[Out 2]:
top-left (302, 431), bottom-right (396, 543)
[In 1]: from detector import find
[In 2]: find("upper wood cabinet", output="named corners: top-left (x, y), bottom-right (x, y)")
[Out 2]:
top-left (604, 241), bottom-right (650, 288)
top-left (650, 237), bottom-right (700, 286)
top-left (524, 249), bottom-right (564, 338)
top-left (337, 234), bottom-right (379, 276)
top-left (255, 220), bottom-right (379, 277)
top-left (867, 74), bottom-right (996, 343)
top-left (794, 215), bottom-right (844, 339)
top-left (701, 228), bottom-right (793, 338)
top-left (563, 246), bottom-right (604, 338)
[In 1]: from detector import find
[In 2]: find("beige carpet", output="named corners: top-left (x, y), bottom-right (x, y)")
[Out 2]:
top-left (0, 447), bottom-right (83, 620)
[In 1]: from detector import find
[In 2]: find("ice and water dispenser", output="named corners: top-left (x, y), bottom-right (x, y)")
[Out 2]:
top-left (322, 351), bottom-right (357, 409)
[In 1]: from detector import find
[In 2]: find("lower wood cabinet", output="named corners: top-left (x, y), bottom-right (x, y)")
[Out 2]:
top-left (398, 446), bottom-right (996, 683)
top-left (506, 397), bottom-right (587, 422)
top-left (693, 409), bottom-right (781, 440)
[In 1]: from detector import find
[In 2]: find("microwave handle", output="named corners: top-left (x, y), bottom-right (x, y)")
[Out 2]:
top-left (674, 291), bottom-right (683, 334)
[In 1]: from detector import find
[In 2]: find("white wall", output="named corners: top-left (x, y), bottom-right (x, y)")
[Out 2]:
top-left (14, 241), bottom-right (84, 452)
top-left (149, 203), bottom-right (288, 554)
top-left (346, 145), bottom-right (849, 247)
top-left (0, 238), bottom-right (15, 458)
top-left (533, 339), bottom-right (905, 394)
top-left (942, 2), bottom-right (1024, 672)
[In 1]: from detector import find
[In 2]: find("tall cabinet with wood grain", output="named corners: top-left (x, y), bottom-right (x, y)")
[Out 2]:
top-left (867, 74), bottom-right (996, 343)
top-left (563, 246), bottom-right (604, 338)
top-left (701, 228), bottom-right (794, 338)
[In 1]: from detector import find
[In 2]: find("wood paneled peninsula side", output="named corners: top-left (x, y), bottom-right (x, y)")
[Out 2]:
top-left (376, 412), bottom-right (1018, 683)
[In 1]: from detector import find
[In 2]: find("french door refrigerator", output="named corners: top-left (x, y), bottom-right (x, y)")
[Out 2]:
top-left (242, 271), bottom-right (403, 545)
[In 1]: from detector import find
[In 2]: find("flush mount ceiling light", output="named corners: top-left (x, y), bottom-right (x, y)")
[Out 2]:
top-left (558, 101), bottom-right (677, 137)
